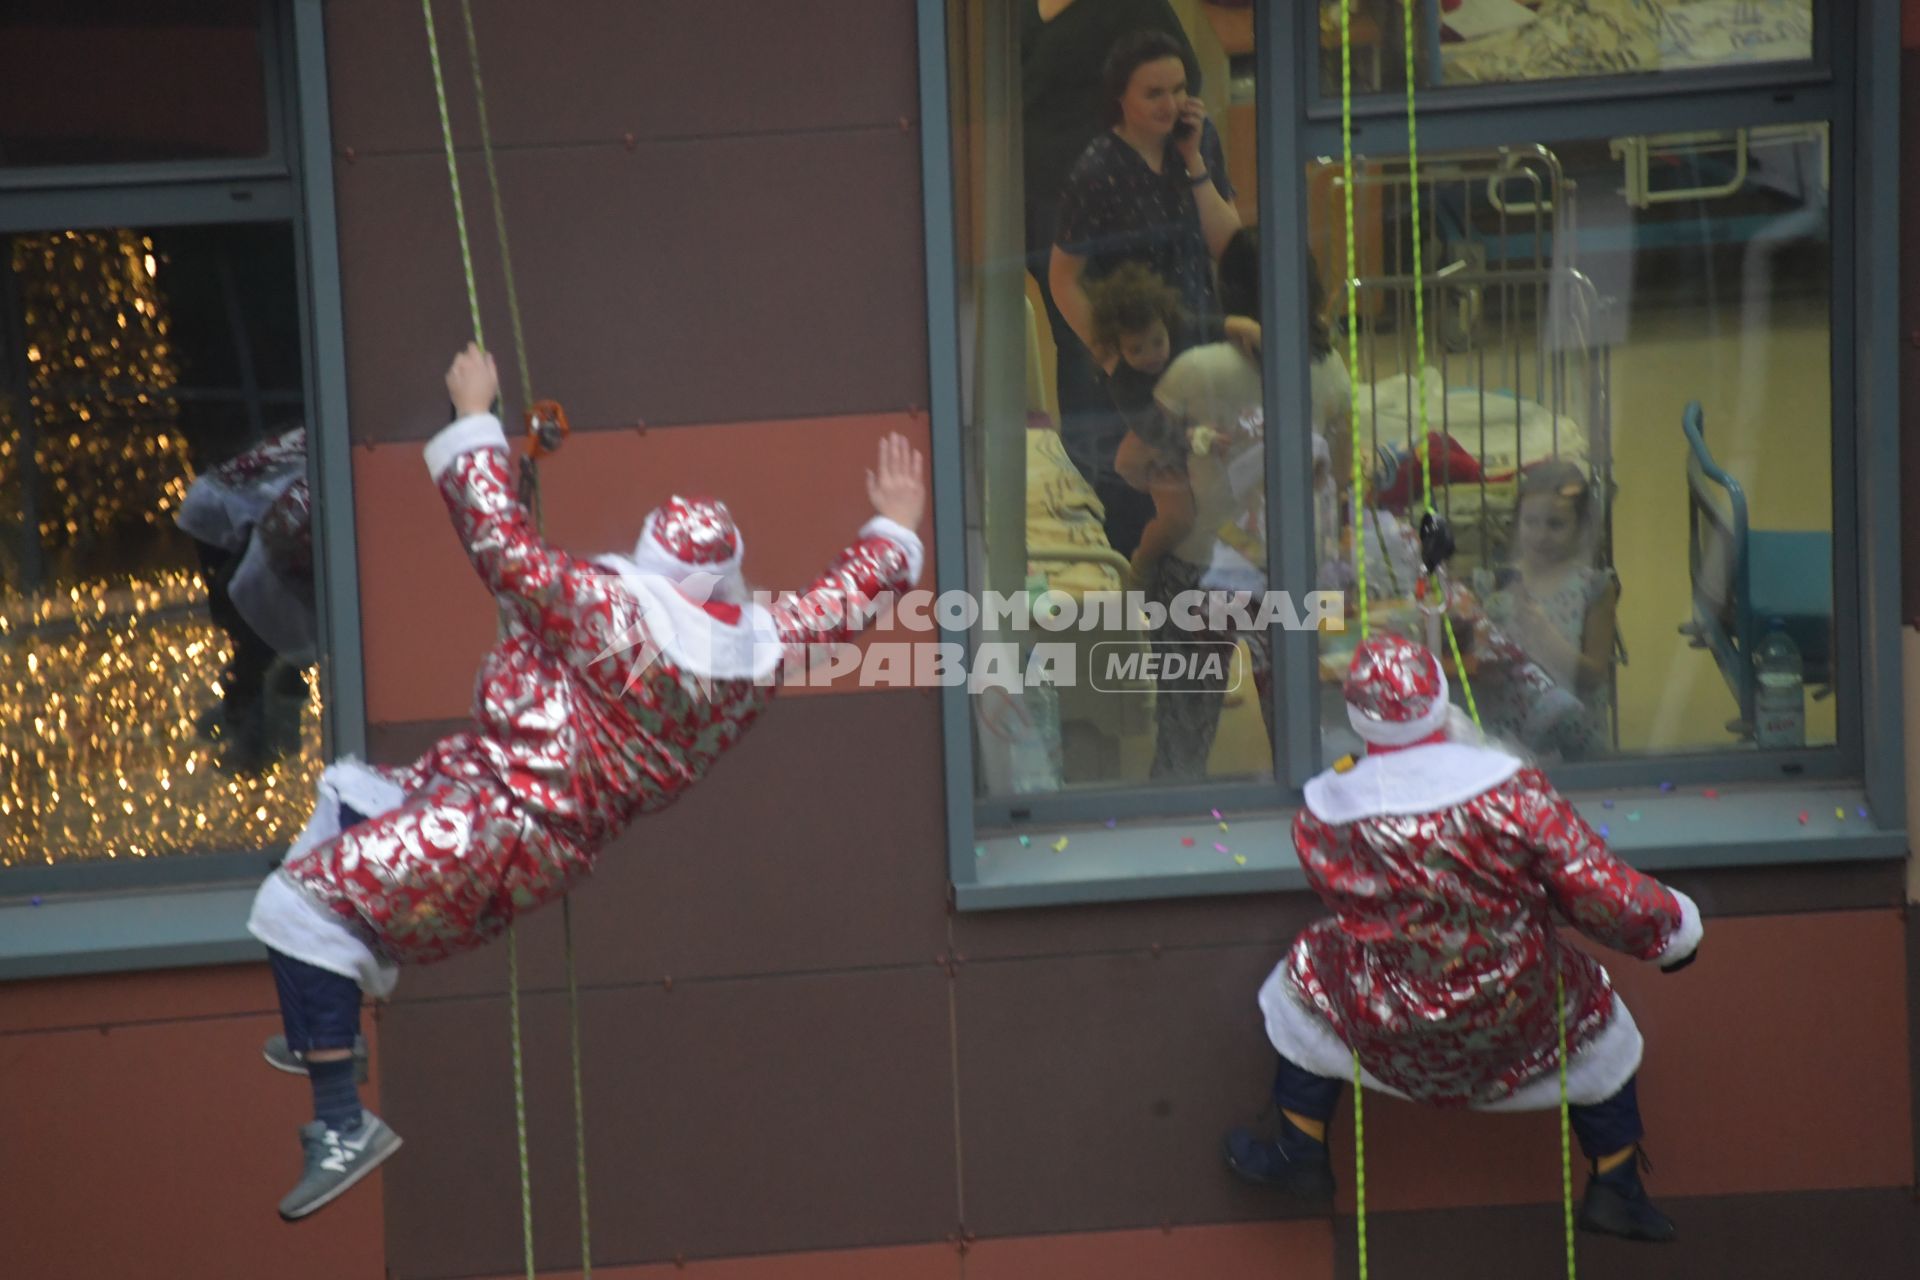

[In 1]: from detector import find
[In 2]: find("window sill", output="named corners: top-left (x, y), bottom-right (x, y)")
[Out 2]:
top-left (3, 785), bottom-right (1904, 974)
top-left (0, 881), bottom-right (263, 981)
top-left (957, 781), bottom-right (1907, 911)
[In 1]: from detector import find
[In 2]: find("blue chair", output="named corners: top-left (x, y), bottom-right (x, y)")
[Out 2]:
top-left (1680, 402), bottom-right (1832, 738)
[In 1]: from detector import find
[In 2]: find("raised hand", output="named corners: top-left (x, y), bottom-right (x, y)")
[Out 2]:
top-left (445, 342), bottom-right (498, 418)
top-left (866, 432), bottom-right (927, 531)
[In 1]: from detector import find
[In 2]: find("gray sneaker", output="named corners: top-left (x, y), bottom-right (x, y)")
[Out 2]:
top-left (263, 1034), bottom-right (370, 1085)
top-left (277, 1112), bottom-right (402, 1221)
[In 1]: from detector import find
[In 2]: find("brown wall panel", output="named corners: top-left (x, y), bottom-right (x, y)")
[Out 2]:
top-left (474, 1244), bottom-right (960, 1280)
top-left (955, 912), bottom-right (1911, 1239)
top-left (1323, 911), bottom-right (1912, 1214)
top-left (1595, 910), bottom-right (1910, 1200)
top-left (1909, 903), bottom-right (1919, 1188)
top-left (0, 961), bottom-right (271, 1034)
top-left (354, 411), bottom-right (934, 724)
top-left (963, 1222), bottom-right (1334, 1280)
top-left (1328, 1189), bottom-right (1920, 1280)
top-left (378, 690), bottom-right (949, 1003)
top-left (953, 891), bottom-right (1326, 964)
top-left (380, 969), bottom-right (957, 1279)
top-left (333, 136), bottom-right (925, 440)
top-left (950, 863), bottom-right (1906, 967)
top-left (324, 0), bottom-right (918, 157)
top-left (954, 946), bottom-right (1294, 1238)
top-left (0, 981), bottom-right (384, 1280)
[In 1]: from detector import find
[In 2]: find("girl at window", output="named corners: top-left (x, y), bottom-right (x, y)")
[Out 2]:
top-left (247, 345), bottom-right (926, 1222)
top-left (1479, 462), bottom-right (1618, 759)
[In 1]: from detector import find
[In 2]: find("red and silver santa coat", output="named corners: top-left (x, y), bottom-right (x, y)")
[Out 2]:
top-left (249, 414), bottom-right (923, 993)
top-left (1260, 635), bottom-right (1702, 1109)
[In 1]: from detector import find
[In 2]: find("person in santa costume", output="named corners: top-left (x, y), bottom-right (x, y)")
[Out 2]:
top-left (1224, 632), bottom-right (1702, 1243)
top-left (247, 345), bottom-right (927, 1221)
top-left (176, 425), bottom-right (318, 770)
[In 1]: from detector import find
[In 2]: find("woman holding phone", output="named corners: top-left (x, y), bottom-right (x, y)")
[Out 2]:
top-left (1048, 28), bottom-right (1241, 558)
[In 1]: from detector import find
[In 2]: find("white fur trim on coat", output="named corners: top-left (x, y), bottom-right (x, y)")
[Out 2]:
top-left (279, 758), bottom-right (408, 866)
top-left (593, 555), bottom-right (785, 682)
top-left (249, 757), bottom-right (411, 997)
top-left (248, 872), bottom-right (400, 999)
top-left (1258, 961), bottom-right (1644, 1109)
top-left (423, 413), bottom-right (509, 480)
top-left (860, 515), bottom-right (925, 587)
top-left (1302, 741), bottom-right (1524, 824)
top-left (1658, 889), bottom-right (1704, 967)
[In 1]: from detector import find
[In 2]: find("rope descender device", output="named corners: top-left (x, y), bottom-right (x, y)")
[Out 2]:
top-left (525, 399), bottom-right (571, 459)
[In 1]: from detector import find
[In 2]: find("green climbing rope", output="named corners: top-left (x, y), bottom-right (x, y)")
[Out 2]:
top-left (1336, 11), bottom-right (1369, 1274)
top-left (1337, 3), bottom-right (1574, 1275)
top-left (421, 4), bottom-right (594, 1278)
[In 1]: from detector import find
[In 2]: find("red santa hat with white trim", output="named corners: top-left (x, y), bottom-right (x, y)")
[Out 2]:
top-left (1344, 633), bottom-right (1451, 748)
top-left (632, 495), bottom-right (744, 586)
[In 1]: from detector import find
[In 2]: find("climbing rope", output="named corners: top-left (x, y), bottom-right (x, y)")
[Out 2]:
top-left (1337, 4), bottom-right (1574, 1275)
top-left (421, 3), bottom-right (593, 1277)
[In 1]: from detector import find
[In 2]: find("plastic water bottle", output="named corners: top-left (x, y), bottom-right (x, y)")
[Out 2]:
top-left (1752, 618), bottom-right (1805, 749)
top-left (1006, 573), bottom-right (1064, 793)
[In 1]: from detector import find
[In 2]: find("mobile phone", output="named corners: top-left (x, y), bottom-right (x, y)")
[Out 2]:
top-left (1172, 118), bottom-right (1197, 142)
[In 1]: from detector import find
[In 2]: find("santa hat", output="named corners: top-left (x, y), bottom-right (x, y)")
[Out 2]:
top-left (1344, 633), bottom-right (1451, 747)
top-left (632, 495), bottom-right (744, 585)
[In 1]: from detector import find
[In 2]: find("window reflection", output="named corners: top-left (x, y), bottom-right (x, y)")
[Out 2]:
top-left (0, 224), bottom-right (322, 867)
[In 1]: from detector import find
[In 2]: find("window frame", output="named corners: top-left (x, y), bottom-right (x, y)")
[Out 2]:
top-left (0, 0), bottom-right (292, 193)
top-left (0, 0), bottom-right (361, 905)
top-left (923, 0), bottom-right (1906, 910)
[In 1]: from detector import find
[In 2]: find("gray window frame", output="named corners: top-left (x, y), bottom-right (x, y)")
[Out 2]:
top-left (0, 1), bottom-right (293, 193)
top-left (923, 0), bottom-right (1906, 909)
top-left (0, 0), bottom-right (361, 910)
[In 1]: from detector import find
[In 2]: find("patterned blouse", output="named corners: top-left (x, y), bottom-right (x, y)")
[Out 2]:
top-left (1053, 124), bottom-right (1234, 327)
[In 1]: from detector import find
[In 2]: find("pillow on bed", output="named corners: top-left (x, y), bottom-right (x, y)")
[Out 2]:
top-left (1371, 432), bottom-right (1483, 511)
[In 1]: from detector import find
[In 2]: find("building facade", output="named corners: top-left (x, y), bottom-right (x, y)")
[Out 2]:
top-left (2, 2), bottom-right (1917, 1277)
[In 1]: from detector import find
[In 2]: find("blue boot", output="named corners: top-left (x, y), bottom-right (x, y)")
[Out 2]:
top-left (1222, 1113), bottom-right (1335, 1203)
top-left (1577, 1146), bottom-right (1677, 1243)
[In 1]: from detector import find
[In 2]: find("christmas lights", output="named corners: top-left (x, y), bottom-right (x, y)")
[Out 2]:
top-left (0, 570), bottom-right (322, 867)
top-left (0, 229), bottom-right (321, 869)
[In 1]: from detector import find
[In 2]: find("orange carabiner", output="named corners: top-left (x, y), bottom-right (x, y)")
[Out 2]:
top-left (524, 399), bottom-right (571, 459)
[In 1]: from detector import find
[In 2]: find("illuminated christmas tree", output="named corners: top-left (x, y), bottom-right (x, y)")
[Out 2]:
top-left (0, 229), bottom-right (319, 868)
top-left (3, 228), bottom-right (191, 589)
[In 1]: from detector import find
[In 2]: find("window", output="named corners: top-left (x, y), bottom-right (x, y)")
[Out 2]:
top-left (1314, 0), bottom-right (1817, 98)
top-left (949, 0), bottom-right (1274, 816)
top-left (926, 0), bottom-right (1903, 908)
top-left (0, 0), bottom-right (353, 893)
top-left (0, 2), bottom-right (273, 170)
top-left (1308, 124), bottom-right (1834, 764)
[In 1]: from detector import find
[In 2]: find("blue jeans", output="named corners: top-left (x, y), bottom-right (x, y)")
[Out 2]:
top-left (266, 799), bottom-right (371, 1053)
top-left (269, 949), bottom-right (362, 1054)
top-left (1270, 1053), bottom-right (1645, 1161)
